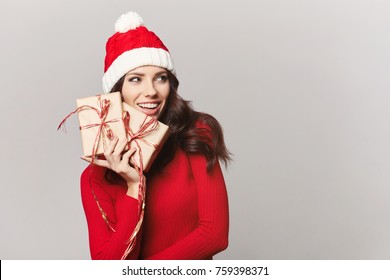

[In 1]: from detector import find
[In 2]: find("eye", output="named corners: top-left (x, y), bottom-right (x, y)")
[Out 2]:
top-left (155, 74), bottom-right (168, 82)
top-left (128, 76), bottom-right (141, 82)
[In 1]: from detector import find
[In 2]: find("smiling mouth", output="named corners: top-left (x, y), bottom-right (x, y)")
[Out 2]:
top-left (137, 102), bottom-right (160, 109)
top-left (136, 102), bottom-right (161, 117)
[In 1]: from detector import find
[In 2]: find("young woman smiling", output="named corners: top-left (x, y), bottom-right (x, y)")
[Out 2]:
top-left (80, 11), bottom-right (231, 260)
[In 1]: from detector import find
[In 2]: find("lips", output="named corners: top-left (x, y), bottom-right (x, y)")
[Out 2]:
top-left (137, 102), bottom-right (161, 117)
top-left (138, 102), bottom-right (159, 109)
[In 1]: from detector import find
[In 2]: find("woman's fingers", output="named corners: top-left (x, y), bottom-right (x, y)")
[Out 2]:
top-left (104, 137), bottom-right (121, 166)
top-left (81, 145), bottom-right (141, 186)
top-left (122, 147), bottom-right (137, 163)
top-left (113, 137), bottom-right (128, 156)
top-left (103, 136), bottom-right (119, 158)
top-left (82, 137), bottom-right (137, 176)
top-left (80, 156), bottom-right (110, 168)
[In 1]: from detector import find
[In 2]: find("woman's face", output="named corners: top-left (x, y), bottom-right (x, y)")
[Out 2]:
top-left (121, 65), bottom-right (170, 119)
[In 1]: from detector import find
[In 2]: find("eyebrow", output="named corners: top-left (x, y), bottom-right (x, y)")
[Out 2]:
top-left (125, 70), bottom-right (168, 77)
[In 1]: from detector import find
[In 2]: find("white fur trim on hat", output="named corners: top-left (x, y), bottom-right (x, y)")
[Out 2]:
top-left (102, 47), bottom-right (175, 93)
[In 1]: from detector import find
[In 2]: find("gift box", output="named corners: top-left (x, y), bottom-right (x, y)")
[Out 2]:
top-left (122, 101), bottom-right (170, 172)
top-left (76, 92), bottom-right (127, 157)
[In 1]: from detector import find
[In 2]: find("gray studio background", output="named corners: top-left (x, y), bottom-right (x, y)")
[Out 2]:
top-left (1, 0), bottom-right (390, 259)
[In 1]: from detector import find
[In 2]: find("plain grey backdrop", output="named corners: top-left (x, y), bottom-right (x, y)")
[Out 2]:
top-left (1, 0), bottom-right (390, 259)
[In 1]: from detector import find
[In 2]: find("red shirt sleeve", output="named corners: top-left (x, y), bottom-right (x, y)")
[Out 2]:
top-left (145, 153), bottom-right (229, 260)
top-left (80, 165), bottom-right (141, 259)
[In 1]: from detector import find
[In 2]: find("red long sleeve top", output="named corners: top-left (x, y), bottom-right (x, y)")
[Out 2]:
top-left (80, 147), bottom-right (229, 260)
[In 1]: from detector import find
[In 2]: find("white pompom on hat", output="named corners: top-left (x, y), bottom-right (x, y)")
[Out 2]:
top-left (102, 11), bottom-right (175, 93)
top-left (114, 11), bottom-right (144, 33)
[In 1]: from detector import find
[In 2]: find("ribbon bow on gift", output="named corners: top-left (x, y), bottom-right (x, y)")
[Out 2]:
top-left (57, 95), bottom-right (122, 164)
top-left (123, 111), bottom-right (159, 171)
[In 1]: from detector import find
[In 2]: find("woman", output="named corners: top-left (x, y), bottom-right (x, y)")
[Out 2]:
top-left (81, 11), bottom-right (231, 260)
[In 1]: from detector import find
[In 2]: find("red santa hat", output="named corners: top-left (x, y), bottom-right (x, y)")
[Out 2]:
top-left (102, 11), bottom-right (175, 93)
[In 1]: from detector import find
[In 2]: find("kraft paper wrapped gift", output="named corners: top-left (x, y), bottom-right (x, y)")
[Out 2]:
top-left (122, 102), bottom-right (170, 172)
top-left (76, 92), bottom-right (127, 157)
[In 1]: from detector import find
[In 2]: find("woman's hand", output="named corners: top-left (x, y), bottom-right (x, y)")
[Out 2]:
top-left (81, 136), bottom-right (142, 198)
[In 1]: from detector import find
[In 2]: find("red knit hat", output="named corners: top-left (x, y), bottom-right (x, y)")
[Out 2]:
top-left (102, 11), bottom-right (175, 93)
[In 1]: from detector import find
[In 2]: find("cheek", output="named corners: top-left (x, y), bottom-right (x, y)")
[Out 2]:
top-left (121, 86), bottom-right (137, 105)
top-left (160, 88), bottom-right (170, 113)
top-left (160, 84), bottom-right (170, 101)
top-left (122, 94), bottom-right (133, 105)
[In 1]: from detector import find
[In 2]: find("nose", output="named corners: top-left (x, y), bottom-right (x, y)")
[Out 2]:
top-left (143, 80), bottom-right (158, 97)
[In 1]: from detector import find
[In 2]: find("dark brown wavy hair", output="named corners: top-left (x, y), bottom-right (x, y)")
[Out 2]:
top-left (106, 70), bottom-right (231, 182)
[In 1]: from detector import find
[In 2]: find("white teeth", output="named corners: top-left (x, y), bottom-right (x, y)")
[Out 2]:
top-left (138, 103), bottom-right (158, 109)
